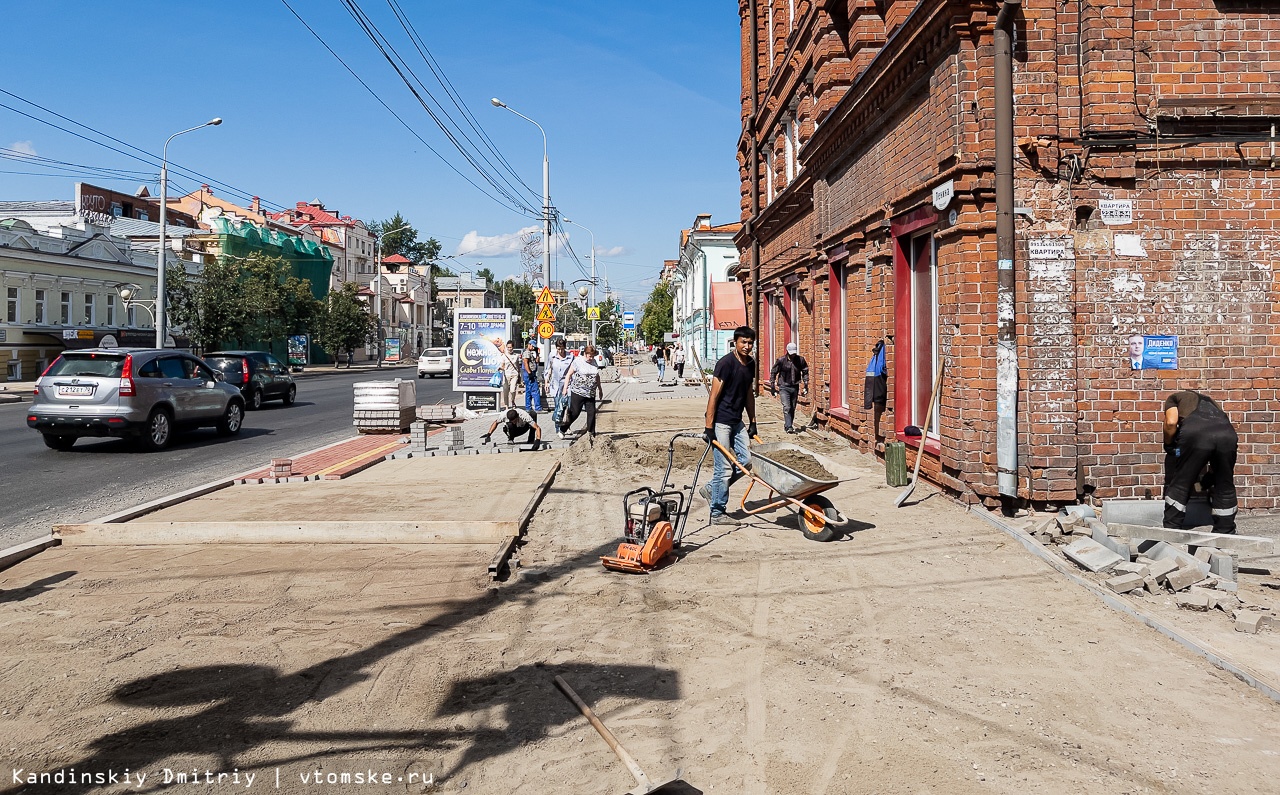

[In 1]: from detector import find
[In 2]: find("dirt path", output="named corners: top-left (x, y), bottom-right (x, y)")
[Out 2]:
top-left (1, 396), bottom-right (1278, 793)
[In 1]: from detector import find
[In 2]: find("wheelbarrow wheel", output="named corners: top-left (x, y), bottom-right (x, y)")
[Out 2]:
top-left (798, 495), bottom-right (839, 542)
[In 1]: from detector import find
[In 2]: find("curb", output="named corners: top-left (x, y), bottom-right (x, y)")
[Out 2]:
top-left (489, 460), bottom-right (562, 580)
top-left (969, 505), bottom-right (1280, 705)
top-left (0, 535), bottom-right (60, 574)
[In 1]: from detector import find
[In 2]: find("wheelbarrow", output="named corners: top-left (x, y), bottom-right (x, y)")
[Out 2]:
top-left (710, 440), bottom-right (851, 541)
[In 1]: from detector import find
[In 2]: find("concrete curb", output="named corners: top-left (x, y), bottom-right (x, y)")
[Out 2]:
top-left (0, 535), bottom-right (61, 574)
top-left (490, 459), bottom-right (562, 580)
top-left (969, 505), bottom-right (1280, 705)
top-left (0, 394), bottom-right (23, 405)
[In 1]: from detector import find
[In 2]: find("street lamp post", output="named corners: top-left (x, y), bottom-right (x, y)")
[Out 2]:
top-left (563, 217), bottom-right (597, 346)
top-left (491, 97), bottom-right (552, 362)
top-left (374, 222), bottom-right (417, 366)
top-left (156, 117), bottom-right (221, 348)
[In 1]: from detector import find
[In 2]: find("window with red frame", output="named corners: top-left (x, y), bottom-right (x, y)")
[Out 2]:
top-left (894, 231), bottom-right (939, 438)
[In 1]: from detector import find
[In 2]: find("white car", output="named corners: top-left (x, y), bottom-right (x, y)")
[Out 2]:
top-left (417, 348), bottom-right (453, 378)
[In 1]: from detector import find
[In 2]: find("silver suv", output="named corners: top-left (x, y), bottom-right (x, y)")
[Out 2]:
top-left (26, 348), bottom-right (245, 452)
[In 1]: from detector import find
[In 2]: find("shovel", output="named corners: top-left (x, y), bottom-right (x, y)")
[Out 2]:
top-left (894, 359), bottom-right (946, 508)
top-left (554, 675), bottom-right (701, 794)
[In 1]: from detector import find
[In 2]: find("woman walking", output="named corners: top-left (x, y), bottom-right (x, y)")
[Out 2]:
top-left (499, 339), bottom-right (520, 410)
top-left (559, 344), bottom-right (604, 438)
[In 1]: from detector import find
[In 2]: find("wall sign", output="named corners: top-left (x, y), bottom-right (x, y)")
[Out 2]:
top-left (932, 180), bottom-right (954, 211)
top-left (1029, 238), bottom-right (1074, 260)
top-left (1129, 334), bottom-right (1178, 370)
top-left (1099, 200), bottom-right (1133, 225)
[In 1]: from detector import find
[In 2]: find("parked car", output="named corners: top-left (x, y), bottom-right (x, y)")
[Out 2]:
top-left (417, 348), bottom-right (453, 378)
top-left (203, 351), bottom-right (297, 410)
top-left (26, 348), bottom-right (245, 451)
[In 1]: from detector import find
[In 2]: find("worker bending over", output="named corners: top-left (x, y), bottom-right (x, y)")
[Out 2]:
top-left (1163, 390), bottom-right (1238, 534)
top-left (482, 408), bottom-right (543, 451)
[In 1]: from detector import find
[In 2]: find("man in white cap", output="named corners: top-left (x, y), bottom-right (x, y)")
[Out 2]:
top-left (769, 342), bottom-right (810, 433)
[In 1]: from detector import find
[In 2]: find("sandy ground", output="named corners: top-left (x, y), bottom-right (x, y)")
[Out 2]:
top-left (1, 395), bottom-right (1279, 794)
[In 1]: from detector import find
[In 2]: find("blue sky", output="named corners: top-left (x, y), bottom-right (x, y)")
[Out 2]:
top-left (0, 1), bottom-right (743, 310)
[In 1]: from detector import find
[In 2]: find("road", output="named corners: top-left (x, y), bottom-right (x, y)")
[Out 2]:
top-left (0, 365), bottom-right (458, 548)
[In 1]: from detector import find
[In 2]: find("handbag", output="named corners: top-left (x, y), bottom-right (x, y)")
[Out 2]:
top-left (489, 370), bottom-right (504, 389)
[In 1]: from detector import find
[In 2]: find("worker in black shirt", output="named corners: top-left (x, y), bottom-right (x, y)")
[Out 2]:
top-left (769, 341), bottom-right (809, 433)
top-left (700, 325), bottom-right (758, 525)
top-left (1163, 390), bottom-right (1238, 534)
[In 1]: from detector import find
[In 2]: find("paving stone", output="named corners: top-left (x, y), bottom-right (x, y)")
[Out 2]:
top-left (1105, 573), bottom-right (1145, 594)
top-left (1193, 547), bottom-right (1214, 563)
top-left (1057, 513), bottom-right (1083, 531)
top-left (1166, 566), bottom-right (1208, 592)
top-left (1209, 551), bottom-right (1237, 582)
top-left (1113, 524), bottom-right (1274, 557)
top-left (1235, 613), bottom-right (1267, 634)
top-left (1142, 542), bottom-right (1211, 578)
top-left (1114, 562), bottom-right (1150, 577)
top-left (1143, 576), bottom-right (1162, 594)
top-left (1091, 526), bottom-right (1132, 560)
top-left (1146, 558), bottom-right (1180, 582)
top-left (1176, 591), bottom-right (1211, 611)
top-left (1063, 537), bottom-right (1123, 573)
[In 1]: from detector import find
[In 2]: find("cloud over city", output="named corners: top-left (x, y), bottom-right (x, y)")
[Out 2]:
top-left (6, 141), bottom-right (37, 157)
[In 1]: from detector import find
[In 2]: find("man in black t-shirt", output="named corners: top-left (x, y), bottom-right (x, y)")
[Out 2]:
top-left (1162, 390), bottom-right (1238, 533)
top-left (700, 325), bottom-right (758, 524)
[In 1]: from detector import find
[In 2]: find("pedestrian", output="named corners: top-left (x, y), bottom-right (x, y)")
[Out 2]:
top-left (522, 339), bottom-right (544, 412)
top-left (481, 407), bottom-right (542, 450)
top-left (700, 326), bottom-right (758, 525)
top-left (673, 346), bottom-right (686, 380)
top-left (498, 340), bottom-right (520, 410)
top-left (546, 339), bottom-right (575, 438)
top-left (655, 344), bottom-right (667, 382)
top-left (559, 344), bottom-right (605, 438)
top-left (769, 342), bottom-right (810, 433)
top-left (1162, 389), bottom-right (1239, 534)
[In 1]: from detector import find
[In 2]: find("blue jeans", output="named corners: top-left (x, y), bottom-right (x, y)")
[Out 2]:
top-left (523, 371), bottom-right (542, 412)
top-left (711, 420), bottom-right (750, 517)
top-left (657, 360), bottom-right (666, 381)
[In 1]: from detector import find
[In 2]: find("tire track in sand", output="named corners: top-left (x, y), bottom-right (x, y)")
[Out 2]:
top-left (744, 556), bottom-right (772, 795)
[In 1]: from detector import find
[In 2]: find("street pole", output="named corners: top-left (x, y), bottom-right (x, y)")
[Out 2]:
top-left (155, 117), bottom-right (220, 348)
top-left (491, 98), bottom-right (552, 364)
top-left (564, 218), bottom-right (596, 346)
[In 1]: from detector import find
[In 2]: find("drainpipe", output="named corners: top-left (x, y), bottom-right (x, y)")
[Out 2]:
top-left (995, 0), bottom-right (1020, 499)
top-left (748, 0), bottom-right (762, 386)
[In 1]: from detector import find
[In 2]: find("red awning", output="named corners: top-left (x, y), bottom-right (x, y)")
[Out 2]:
top-left (711, 282), bottom-right (747, 331)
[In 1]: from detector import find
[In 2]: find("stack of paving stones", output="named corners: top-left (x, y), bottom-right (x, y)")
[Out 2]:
top-left (409, 421), bottom-right (431, 451)
top-left (271, 458), bottom-right (293, 479)
top-left (1016, 509), bottom-right (1275, 634)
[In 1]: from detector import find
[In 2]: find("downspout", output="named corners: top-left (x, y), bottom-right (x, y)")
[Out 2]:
top-left (995, 0), bottom-right (1021, 500)
top-left (748, 0), bottom-right (762, 387)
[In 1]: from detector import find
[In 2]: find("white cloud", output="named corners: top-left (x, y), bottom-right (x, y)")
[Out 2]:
top-left (455, 225), bottom-right (540, 258)
top-left (7, 141), bottom-right (37, 158)
top-left (599, 245), bottom-right (626, 257)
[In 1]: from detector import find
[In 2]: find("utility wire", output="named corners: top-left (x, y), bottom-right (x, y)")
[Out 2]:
top-left (279, 0), bottom-right (535, 218)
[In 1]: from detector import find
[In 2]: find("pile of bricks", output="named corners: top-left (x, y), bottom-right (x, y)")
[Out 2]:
top-left (441, 426), bottom-right (466, 453)
top-left (409, 421), bottom-right (430, 451)
top-left (270, 458), bottom-right (292, 479)
top-left (1020, 510), bottom-right (1275, 634)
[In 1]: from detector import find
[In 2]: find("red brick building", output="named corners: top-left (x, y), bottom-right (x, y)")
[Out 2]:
top-left (736, 0), bottom-right (1280, 512)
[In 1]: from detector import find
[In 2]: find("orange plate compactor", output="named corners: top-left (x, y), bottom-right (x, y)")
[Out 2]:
top-left (602, 431), bottom-right (711, 574)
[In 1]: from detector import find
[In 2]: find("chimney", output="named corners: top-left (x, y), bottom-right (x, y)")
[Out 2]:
top-left (201, 184), bottom-right (212, 195)
top-left (250, 196), bottom-right (261, 215)
top-left (696, 213), bottom-right (712, 230)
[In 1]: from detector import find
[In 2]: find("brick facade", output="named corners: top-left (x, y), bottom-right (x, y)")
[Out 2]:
top-left (737, 0), bottom-right (1280, 511)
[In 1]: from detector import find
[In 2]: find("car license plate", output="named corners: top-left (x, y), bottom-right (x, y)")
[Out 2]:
top-left (57, 385), bottom-right (94, 397)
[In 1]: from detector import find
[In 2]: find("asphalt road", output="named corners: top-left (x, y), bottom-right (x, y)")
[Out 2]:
top-left (0, 365), bottom-right (459, 548)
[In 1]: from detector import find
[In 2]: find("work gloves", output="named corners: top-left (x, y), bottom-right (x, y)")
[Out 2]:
top-left (480, 433), bottom-right (492, 445)
top-left (747, 422), bottom-right (758, 439)
top-left (703, 427), bottom-right (716, 444)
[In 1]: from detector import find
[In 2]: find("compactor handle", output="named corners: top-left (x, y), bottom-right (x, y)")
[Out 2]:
top-left (554, 676), bottom-right (652, 788)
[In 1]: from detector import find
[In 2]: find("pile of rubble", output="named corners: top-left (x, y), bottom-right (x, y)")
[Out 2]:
top-left (1021, 509), bottom-right (1274, 634)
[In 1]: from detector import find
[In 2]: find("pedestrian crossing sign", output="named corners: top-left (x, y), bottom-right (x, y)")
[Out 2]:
top-left (587, 307), bottom-right (601, 320)
top-left (536, 304), bottom-right (556, 322)
top-left (536, 286), bottom-right (555, 305)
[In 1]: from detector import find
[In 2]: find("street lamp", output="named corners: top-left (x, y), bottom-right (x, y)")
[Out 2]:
top-left (563, 217), bottom-right (598, 346)
top-left (156, 117), bottom-right (221, 348)
top-left (115, 283), bottom-right (156, 323)
top-left (491, 97), bottom-right (552, 361)
top-left (374, 222), bottom-right (417, 365)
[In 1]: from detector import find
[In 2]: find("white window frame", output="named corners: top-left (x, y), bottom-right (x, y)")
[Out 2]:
top-left (783, 116), bottom-right (796, 183)
top-left (907, 234), bottom-right (940, 438)
top-left (83, 293), bottom-right (95, 325)
top-left (765, 150), bottom-right (775, 205)
top-left (767, 2), bottom-right (775, 72)
top-left (5, 287), bottom-right (17, 323)
top-left (5, 360), bottom-right (19, 382)
top-left (791, 115), bottom-right (802, 175)
top-left (105, 293), bottom-right (116, 326)
top-left (60, 291), bottom-right (72, 325)
top-left (34, 289), bottom-right (46, 324)
top-left (787, 285), bottom-right (799, 348)
top-left (789, 0), bottom-right (795, 30)
top-left (836, 265), bottom-right (849, 410)
top-left (127, 304), bottom-right (138, 328)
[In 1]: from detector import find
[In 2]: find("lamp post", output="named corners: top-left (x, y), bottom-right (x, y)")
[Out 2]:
top-left (374, 222), bottom-right (417, 366)
top-left (156, 117), bottom-right (221, 348)
top-left (563, 217), bottom-right (597, 346)
top-left (491, 97), bottom-right (552, 362)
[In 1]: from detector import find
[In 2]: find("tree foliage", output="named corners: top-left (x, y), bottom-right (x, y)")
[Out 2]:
top-left (593, 299), bottom-right (620, 349)
top-left (638, 281), bottom-right (674, 344)
top-left (316, 282), bottom-right (377, 359)
top-left (373, 213), bottom-right (446, 274)
top-left (164, 253), bottom-right (321, 354)
top-left (495, 278), bottom-right (535, 337)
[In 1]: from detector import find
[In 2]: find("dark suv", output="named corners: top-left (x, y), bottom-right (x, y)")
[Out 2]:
top-left (203, 351), bottom-right (297, 410)
top-left (27, 348), bottom-right (245, 451)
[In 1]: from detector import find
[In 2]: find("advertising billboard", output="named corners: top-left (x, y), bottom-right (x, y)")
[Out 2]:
top-left (384, 338), bottom-right (402, 363)
top-left (453, 308), bottom-right (512, 393)
top-left (287, 335), bottom-right (309, 367)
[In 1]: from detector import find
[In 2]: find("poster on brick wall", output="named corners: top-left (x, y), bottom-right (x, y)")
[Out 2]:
top-left (1129, 334), bottom-right (1178, 370)
top-left (1099, 200), bottom-right (1133, 225)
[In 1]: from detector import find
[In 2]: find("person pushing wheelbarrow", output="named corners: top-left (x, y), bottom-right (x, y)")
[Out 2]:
top-left (699, 325), bottom-right (758, 525)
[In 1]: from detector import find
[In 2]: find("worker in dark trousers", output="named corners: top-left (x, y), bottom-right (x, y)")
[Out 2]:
top-left (1163, 390), bottom-right (1238, 534)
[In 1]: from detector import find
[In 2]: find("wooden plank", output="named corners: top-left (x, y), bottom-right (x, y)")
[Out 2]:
top-left (54, 520), bottom-right (516, 546)
top-left (491, 459), bottom-right (562, 580)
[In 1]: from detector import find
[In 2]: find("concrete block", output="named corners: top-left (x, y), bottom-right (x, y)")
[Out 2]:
top-left (1090, 527), bottom-right (1132, 560)
top-left (1146, 558), bottom-right (1181, 582)
top-left (1166, 566), bottom-right (1208, 592)
top-left (1236, 613), bottom-right (1267, 634)
top-left (1106, 573), bottom-right (1145, 594)
top-left (1063, 537), bottom-right (1124, 573)
top-left (1193, 547), bottom-right (1214, 563)
top-left (1214, 579), bottom-right (1239, 593)
top-left (1057, 513), bottom-right (1083, 531)
top-left (1209, 551), bottom-right (1237, 582)
top-left (1114, 562), bottom-right (1150, 577)
top-left (1114, 525), bottom-right (1274, 557)
top-left (1143, 576), bottom-right (1162, 594)
top-left (1101, 499), bottom-right (1212, 528)
top-left (1085, 518), bottom-right (1109, 536)
top-left (1142, 542), bottom-right (1211, 578)
top-left (1176, 591), bottom-right (1211, 611)
top-left (1061, 504), bottom-right (1097, 521)
top-left (1033, 518), bottom-right (1058, 537)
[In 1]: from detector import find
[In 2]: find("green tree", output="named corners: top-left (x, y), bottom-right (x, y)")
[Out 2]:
top-left (317, 282), bottom-right (377, 364)
top-left (475, 266), bottom-right (497, 285)
top-left (165, 259), bottom-right (245, 354)
top-left (495, 278), bottom-right (535, 334)
top-left (638, 281), bottom-right (674, 344)
top-left (594, 299), bottom-right (620, 349)
top-left (374, 213), bottom-right (444, 273)
top-left (238, 254), bottom-right (321, 354)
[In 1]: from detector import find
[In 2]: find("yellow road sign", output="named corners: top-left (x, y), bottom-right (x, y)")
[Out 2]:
top-left (537, 320), bottom-right (556, 340)
top-left (587, 307), bottom-right (601, 320)
top-left (536, 286), bottom-right (555, 304)
top-left (536, 304), bottom-right (556, 322)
